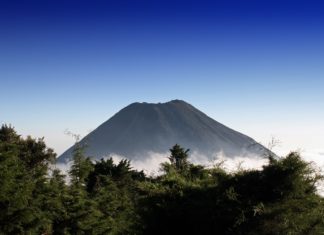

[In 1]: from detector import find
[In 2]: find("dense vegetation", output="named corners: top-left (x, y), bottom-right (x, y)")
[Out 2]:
top-left (0, 124), bottom-right (323, 234)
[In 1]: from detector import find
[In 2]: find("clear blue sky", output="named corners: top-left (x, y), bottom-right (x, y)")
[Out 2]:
top-left (1, 0), bottom-right (323, 156)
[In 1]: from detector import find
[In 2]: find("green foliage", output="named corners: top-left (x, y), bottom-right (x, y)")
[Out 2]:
top-left (137, 149), bottom-right (324, 235)
top-left (167, 144), bottom-right (190, 173)
top-left (262, 152), bottom-right (320, 200)
top-left (0, 125), bottom-right (56, 234)
top-left (69, 143), bottom-right (94, 187)
top-left (85, 157), bottom-right (145, 234)
top-left (46, 169), bottom-right (70, 234)
top-left (0, 126), bottom-right (323, 234)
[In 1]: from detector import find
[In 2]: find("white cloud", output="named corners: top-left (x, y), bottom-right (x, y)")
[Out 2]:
top-left (299, 149), bottom-right (324, 196)
top-left (107, 152), bottom-right (169, 176)
top-left (189, 151), bottom-right (268, 172)
top-left (55, 149), bottom-right (324, 195)
top-left (102, 151), bottom-right (268, 176)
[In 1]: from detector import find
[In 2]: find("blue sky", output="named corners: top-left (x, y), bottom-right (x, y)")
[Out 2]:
top-left (1, 0), bottom-right (323, 156)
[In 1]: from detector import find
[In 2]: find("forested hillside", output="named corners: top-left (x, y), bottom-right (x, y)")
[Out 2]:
top-left (0, 125), bottom-right (323, 235)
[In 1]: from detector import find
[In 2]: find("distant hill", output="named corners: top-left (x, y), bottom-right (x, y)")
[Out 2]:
top-left (58, 100), bottom-right (269, 163)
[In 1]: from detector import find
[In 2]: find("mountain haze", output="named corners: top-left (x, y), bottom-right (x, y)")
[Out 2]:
top-left (58, 100), bottom-right (269, 163)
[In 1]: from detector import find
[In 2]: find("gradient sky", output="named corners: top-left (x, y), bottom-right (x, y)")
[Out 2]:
top-left (1, 0), bottom-right (323, 156)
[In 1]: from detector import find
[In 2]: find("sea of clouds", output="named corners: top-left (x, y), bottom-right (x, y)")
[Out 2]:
top-left (55, 149), bottom-right (324, 195)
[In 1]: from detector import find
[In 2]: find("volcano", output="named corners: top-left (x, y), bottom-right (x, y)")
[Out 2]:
top-left (58, 100), bottom-right (269, 163)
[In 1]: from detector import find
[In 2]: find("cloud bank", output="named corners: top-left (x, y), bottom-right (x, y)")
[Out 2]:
top-left (55, 149), bottom-right (324, 195)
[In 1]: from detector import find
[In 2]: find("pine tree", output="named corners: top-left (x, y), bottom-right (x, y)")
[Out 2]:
top-left (0, 125), bottom-right (51, 234)
top-left (66, 143), bottom-right (108, 235)
top-left (168, 144), bottom-right (190, 172)
top-left (69, 143), bottom-right (93, 187)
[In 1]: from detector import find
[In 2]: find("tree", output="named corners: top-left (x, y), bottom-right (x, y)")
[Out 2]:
top-left (86, 158), bottom-right (145, 234)
top-left (162, 144), bottom-right (190, 174)
top-left (0, 125), bottom-right (56, 234)
top-left (1, 125), bottom-right (324, 234)
top-left (169, 144), bottom-right (190, 171)
top-left (45, 169), bottom-right (70, 234)
top-left (0, 124), bottom-right (20, 143)
top-left (69, 143), bottom-right (93, 187)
